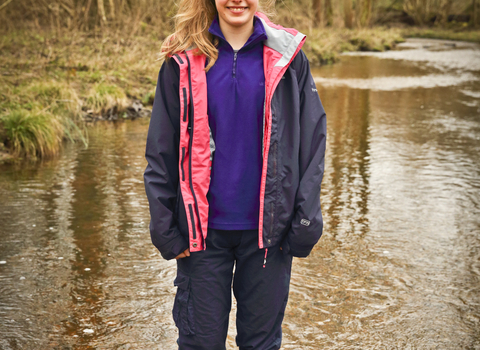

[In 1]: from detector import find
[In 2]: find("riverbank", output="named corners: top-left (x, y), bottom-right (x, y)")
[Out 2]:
top-left (402, 27), bottom-right (480, 43)
top-left (302, 26), bottom-right (405, 65)
top-left (1, 25), bottom-right (479, 162)
top-left (0, 30), bottom-right (158, 161)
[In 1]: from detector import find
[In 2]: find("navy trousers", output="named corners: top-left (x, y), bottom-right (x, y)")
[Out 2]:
top-left (172, 228), bottom-right (293, 350)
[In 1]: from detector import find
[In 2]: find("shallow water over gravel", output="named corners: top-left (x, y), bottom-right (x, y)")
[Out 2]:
top-left (1, 38), bottom-right (479, 349)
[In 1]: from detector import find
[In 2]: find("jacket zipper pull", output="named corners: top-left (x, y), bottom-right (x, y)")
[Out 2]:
top-left (233, 50), bottom-right (238, 79)
top-left (263, 248), bottom-right (268, 268)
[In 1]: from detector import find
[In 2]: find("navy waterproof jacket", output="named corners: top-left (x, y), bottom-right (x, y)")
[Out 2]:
top-left (144, 13), bottom-right (327, 260)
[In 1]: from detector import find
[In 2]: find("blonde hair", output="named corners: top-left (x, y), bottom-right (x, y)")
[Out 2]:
top-left (160, 0), bottom-right (276, 72)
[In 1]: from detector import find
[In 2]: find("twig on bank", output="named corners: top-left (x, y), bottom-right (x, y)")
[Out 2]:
top-left (0, 0), bottom-right (14, 12)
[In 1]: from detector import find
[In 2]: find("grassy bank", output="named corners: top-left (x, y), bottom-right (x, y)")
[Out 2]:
top-left (0, 30), bottom-right (160, 161)
top-left (302, 26), bottom-right (405, 65)
top-left (402, 27), bottom-right (480, 43)
top-left (0, 25), bottom-right (478, 162)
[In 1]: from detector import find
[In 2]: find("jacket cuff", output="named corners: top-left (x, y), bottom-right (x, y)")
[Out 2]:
top-left (159, 235), bottom-right (189, 260)
top-left (286, 235), bottom-right (314, 258)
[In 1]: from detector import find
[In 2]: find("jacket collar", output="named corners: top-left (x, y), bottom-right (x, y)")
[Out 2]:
top-left (208, 15), bottom-right (268, 51)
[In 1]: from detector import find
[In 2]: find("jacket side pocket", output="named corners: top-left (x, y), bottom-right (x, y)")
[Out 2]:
top-left (172, 272), bottom-right (196, 335)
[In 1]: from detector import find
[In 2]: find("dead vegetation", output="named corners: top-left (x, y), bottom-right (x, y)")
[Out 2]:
top-left (1, 0), bottom-right (479, 160)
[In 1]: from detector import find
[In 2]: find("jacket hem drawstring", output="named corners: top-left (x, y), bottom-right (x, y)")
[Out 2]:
top-left (263, 248), bottom-right (268, 268)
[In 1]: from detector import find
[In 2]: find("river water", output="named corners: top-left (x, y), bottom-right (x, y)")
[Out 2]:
top-left (0, 38), bottom-right (479, 349)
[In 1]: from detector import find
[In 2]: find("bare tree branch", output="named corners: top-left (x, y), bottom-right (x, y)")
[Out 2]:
top-left (0, 0), bottom-right (14, 12)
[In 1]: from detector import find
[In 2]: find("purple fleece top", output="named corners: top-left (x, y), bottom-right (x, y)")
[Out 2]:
top-left (206, 16), bottom-right (267, 230)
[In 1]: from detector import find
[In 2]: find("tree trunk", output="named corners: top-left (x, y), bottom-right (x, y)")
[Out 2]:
top-left (443, 0), bottom-right (452, 25)
top-left (84, 0), bottom-right (93, 29)
top-left (344, 0), bottom-right (354, 28)
top-left (361, 0), bottom-right (373, 27)
top-left (313, 0), bottom-right (323, 26)
top-left (324, 0), bottom-right (333, 26)
top-left (474, 0), bottom-right (478, 27)
top-left (108, 0), bottom-right (114, 19)
top-left (404, 0), bottom-right (432, 25)
top-left (97, 0), bottom-right (106, 23)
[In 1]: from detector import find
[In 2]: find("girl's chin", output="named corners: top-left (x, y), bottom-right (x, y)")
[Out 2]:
top-left (223, 12), bottom-right (254, 25)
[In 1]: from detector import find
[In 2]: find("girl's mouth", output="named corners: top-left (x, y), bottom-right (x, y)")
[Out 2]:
top-left (228, 7), bottom-right (248, 13)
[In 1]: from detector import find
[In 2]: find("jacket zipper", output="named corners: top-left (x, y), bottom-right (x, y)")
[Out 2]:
top-left (185, 52), bottom-right (203, 240)
top-left (269, 142), bottom-right (278, 235)
top-left (188, 204), bottom-right (197, 240)
top-left (182, 88), bottom-right (187, 122)
top-left (181, 147), bottom-right (185, 181)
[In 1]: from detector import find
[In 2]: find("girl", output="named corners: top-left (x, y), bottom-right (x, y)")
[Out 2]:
top-left (144, 0), bottom-right (327, 349)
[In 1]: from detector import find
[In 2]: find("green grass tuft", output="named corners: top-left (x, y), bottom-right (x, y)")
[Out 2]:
top-left (27, 81), bottom-right (81, 115)
top-left (85, 83), bottom-right (129, 114)
top-left (1, 109), bottom-right (63, 158)
top-left (0, 107), bottom-right (87, 159)
top-left (142, 90), bottom-right (156, 106)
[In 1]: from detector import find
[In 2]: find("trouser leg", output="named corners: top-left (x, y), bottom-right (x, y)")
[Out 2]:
top-left (173, 228), bottom-right (239, 350)
top-left (233, 230), bottom-right (293, 350)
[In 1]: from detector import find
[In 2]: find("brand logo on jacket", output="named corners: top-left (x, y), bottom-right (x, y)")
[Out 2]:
top-left (300, 219), bottom-right (310, 226)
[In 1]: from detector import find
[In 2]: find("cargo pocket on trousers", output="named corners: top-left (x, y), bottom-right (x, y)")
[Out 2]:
top-left (172, 272), bottom-right (196, 335)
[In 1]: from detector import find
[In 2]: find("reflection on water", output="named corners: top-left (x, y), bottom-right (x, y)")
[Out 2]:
top-left (0, 121), bottom-right (179, 349)
top-left (1, 38), bottom-right (480, 349)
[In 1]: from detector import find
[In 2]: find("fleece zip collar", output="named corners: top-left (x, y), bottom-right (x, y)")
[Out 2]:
top-left (208, 15), bottom-right (268, 52)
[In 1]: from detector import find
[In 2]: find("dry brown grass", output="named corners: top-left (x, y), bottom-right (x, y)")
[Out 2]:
top-left (302, 26), bottom-right (405, 65)
top-left (1, 0), bottom-right (477, 160)
top-left (0, 29), bottom-right (162, 159)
